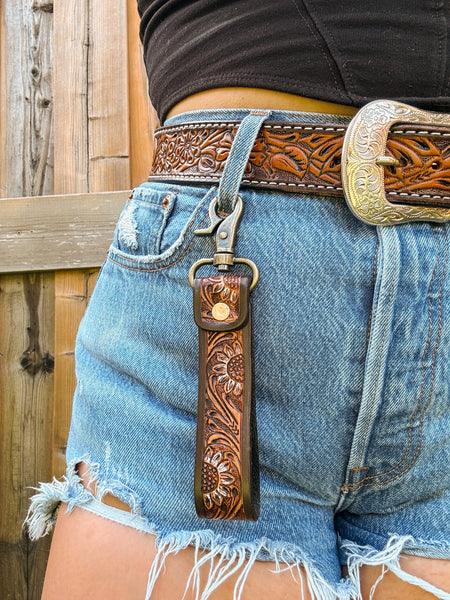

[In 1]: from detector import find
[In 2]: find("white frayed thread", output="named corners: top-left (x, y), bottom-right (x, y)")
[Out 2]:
top-left (26, 468), bottom-right (449, 599)
top-left (118, 202), bottom-right (140, 250)
top-left (369, 565), bottom-right (388, 600)
top-left (273, 560), bottom-right (307, 598)
top-left (145, 533), bottom-right (353, 600)
top-left (81, 457), bottom-right (142, 515)
top-left (24, 464), bottom-right (93, 540)
top-left (344, 534), bottom-right (450, 600)
top-left (25, 459), bottom-right (145, 541)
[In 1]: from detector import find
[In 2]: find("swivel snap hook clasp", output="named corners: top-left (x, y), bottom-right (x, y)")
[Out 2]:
top-left (189, 195), bottom-right (259, 290)
top-left (194, 195), bottom-right (244, 271)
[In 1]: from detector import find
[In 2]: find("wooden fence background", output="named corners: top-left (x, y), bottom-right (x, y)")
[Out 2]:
top-left (0, 1), bottom-right (157, 597)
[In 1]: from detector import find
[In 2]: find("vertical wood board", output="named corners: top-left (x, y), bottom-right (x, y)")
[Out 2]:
top-left (52, 0), bottom-right (89, 194)
top-left (1, 0), bottom-right (54, 199)
top-left (52, 0), bottom-right (131, 478)
top-left (53, 269), bottom-right (98, 473)
top-left (0, 0), bottom-right (158, 595)
top-left (52, 0), bottom-right (92, 478)
top-left (88, 0), bottom-right (130, 191)
top-left (0, 2), bottom-right (54, 597)
top-left (127, 0), bottom-right (157, 187)
top-left (0, 273), bottom-right (55, 598)
top-left (0, 3), bottom-right (7, 198)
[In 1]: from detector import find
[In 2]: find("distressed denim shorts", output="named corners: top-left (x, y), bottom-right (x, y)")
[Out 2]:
top-left (27, 109), bottom-right (450, 600)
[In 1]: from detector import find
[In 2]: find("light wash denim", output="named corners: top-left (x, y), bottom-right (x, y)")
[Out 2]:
top-left (27, 109), bottom-right (450, 600)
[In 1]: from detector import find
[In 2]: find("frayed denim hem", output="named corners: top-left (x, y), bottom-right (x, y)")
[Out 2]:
top-left (25, 457), bottom-right (146, 539)
top-left (25, 462), bottom-right (450, 600)
top-left (144, 535), bottom-right (351, 600)
top-left (342, 536), bottom-right (450, 600)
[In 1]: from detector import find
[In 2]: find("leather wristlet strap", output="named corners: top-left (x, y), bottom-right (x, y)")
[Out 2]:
top-left (193, 275), bottom-right (260, 521)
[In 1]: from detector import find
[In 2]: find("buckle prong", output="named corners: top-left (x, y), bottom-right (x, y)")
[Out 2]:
top-left (375, 156), bottom-right (400, 167)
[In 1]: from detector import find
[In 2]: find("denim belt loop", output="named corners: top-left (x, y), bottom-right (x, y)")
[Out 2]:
top-left (217, 110), bottom-right (271, 214)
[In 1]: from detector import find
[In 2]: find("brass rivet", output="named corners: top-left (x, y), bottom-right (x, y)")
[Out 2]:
top-left (211, 302), bottom-right (230, 321)
top-left (219, 232), bottom-right (228, 239)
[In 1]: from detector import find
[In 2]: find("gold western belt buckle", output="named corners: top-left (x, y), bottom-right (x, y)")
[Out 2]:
top-left (342, 99), bottom-right (450, 226)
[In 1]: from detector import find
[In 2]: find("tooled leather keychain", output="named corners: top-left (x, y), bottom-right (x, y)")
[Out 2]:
top-left (189, 195), bottom-right (260, 521)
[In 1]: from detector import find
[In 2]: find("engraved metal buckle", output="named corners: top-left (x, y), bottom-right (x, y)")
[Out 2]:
top-left (341, 99), bottom-right (450, 226)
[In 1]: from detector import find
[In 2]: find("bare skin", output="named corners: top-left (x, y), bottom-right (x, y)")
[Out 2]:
top-left (41, 460), bottom-right (449, 600)
top-left (42, 90), bottom-right (450, 599)
top-left (166, 87), bottom-right (359, 119)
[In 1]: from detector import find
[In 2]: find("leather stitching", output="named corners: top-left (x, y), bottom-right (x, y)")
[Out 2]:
top-left (150, 123), bottom-right (450, 204)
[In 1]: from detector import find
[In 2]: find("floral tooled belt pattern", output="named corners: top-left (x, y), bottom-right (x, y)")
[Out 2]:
top-left (149, 120), bottom-right (450, 208)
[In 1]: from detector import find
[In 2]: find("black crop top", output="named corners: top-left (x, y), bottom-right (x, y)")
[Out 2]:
top-left (137, 0), bottom-right (450, 122)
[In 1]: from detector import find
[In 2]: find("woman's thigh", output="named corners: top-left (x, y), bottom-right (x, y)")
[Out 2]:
top-left (42, 504), bottom-right (314, 600)
top-left (42, 504), bottom-right (449, 600)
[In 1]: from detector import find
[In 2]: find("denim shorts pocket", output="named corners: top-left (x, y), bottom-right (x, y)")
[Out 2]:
top-left (108, 182), bottom-right (215, 271)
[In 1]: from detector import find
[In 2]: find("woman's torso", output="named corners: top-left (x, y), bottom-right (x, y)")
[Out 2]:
top-left (137, 0), bottom-right (450, 122)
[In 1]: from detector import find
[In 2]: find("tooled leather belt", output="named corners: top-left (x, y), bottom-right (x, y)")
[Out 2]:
top-left (149, 119), bottom-right (450, 209)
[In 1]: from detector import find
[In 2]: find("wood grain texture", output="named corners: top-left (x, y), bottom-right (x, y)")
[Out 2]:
top-left (52, 0), bottom-right (89, 194)
top-left (0, 0), bottom-right (54, 199)
top-left (0, 3), bottom-right (6, 198)
top-left (0, 273), bottom-right (55, 597)
top-left (0, 191), bottom-right (128, 272)
top-left (127, 0), bottom-right (158, 187)
top-left (52, 0), bottom-right (131, 478)
top-left (0, 270), bottom-right (54, 598)
top-left (89, 0), bottom-right (130, 191)
top-left (53, 0), bottom-right (131, 193)
top-left (0, 1), bottom-right (156, 594)
top-left (0, 1), bottom-right (54, 597)
top-left (53, 269), bottom-right (98, 474)
top-left (52, 0), bottom-right (92, 480)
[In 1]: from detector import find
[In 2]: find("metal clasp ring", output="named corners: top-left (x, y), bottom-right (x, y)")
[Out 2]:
top-left (188, 257), bottom-right (260, 291)
top-left (341, 99), bottom-right (450, 226)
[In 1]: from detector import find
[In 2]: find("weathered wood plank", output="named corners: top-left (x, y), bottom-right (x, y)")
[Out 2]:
top-left (0, 0), bottom-right (150, 594)
top-left (89, 0), bottom-right (130, 191)
top-left (127, 0), bottom-right (157, 187)
top-left (0, 191), bottom-right (127, 272)
top-left (0, 1), bottom-right (55, 597)
top-left (0, 4), bottom-right (6, 199)
top-left (0, 0), bottom-right (54, 199)
top-left (52, 0), bottom-right (89, 194)
top-left (0, 273), bottom-right (55, 598)
top-left (52, 0), bottom-right (131, 478)
top-left (53, 269), bottom-right (98, 473)
top-left (52, 0), bottom-right (92, 479)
